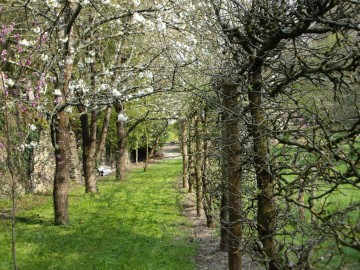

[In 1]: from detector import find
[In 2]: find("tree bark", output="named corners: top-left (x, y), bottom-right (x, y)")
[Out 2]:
top-left (220, 108), bottom-right (229, 251)
top-left (194, 113), bottom-right (203, 217)
top-left (187, 118), bottom-right (195, 194)
top-left (248, 60), bottom-right (279, 270)
top-left (201, 108), bottom-right (215, 228)
top-left (52, 1), bottom-right (82, 225)
top-left (114, 103), bottom-right (127, 181)
top-left (223, 83), bottom-right (242, 270)
top-left (53, 110), bottom-right (71, 225)
top-left (179, 118), bottom-right (189, 189)
top-left (80, 110), bottom-right (98, 193)
top-left (95, 105), bottom-right (112, 164)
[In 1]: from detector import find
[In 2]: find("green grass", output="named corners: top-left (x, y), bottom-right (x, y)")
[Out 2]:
top-left (0, 159), bottom-right (196, 270)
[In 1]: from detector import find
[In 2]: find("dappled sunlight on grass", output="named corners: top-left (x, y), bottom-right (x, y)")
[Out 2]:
top-left (0, 159), bottom-right (195, 269)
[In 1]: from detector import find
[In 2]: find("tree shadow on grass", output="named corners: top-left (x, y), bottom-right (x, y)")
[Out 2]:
top-left (6, 214), bottom-right (195, 270)
top-left (1, 159), bottom-right (195, 269)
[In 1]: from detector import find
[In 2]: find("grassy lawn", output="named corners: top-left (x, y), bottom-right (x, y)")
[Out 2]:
top-left (0, 159), bottom-right (196, 270)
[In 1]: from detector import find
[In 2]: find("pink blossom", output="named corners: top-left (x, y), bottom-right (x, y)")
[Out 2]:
top-left (3, 87), bottom-right (8, 98)
top-left (41, 32), bottom-right (48, 43)
top-left (17, 44), bottom-right (23, 53)
top-left (1, 25), bottom-right (8, 36)
top-left (13, 33), bottom-right (20, 41)
top-left (1, 49), bottom-right (7, 61)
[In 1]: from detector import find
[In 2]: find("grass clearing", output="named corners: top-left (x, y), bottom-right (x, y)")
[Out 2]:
top-left (0, 159), bottom-right (196, 270)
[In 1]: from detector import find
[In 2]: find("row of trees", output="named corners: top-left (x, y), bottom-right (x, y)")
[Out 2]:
top-left (175, 1), bottom-right (359, 269)
top-left (0, 0), bottom-right (184, 222)
top-left (1, 0), bottom-right (359, 270)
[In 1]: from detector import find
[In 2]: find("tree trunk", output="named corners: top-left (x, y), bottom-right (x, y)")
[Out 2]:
top-left (298, 178), bottom-right (305, 221)
top-left (80, 110), bottom-right (98, 193)
top-left (180, 118), bottom-right (189, 189)
top-left (248, 60), bottom-right (279, 270)
top-left (187, 120), bottom-right (195, 194)
top-left (52, 1), bottom-right (81, 225)
top-left (115, 117), bottom-right (127, 181)
top-left (95, 105), bottom-right (112, 163)
top-left (201, 108), bottom-right (215, 228)
top-left (53, 110), bottom-right (71, 225)
top-left (223, 83), bottom-right (242, 270)
top-left (194, 113), bottom-right (203, 217)
top-left (114, 101), bottom-right (127, 181)
top-left (220, 108), bottom-right (229, 251)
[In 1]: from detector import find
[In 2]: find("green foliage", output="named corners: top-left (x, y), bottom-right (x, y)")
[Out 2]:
top-left (0, 160), bottom-right (196, 269)
top-left (165, 123), bottom-right (179, 143)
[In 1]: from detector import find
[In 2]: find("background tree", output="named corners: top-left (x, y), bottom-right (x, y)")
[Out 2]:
top-left (208, 0), bottom-right (360, 268)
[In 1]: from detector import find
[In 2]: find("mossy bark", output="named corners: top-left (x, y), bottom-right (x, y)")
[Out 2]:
top-left (248, 60), bottom-right (280, 270)
top-left (223, 84), bottom-right (242, 270)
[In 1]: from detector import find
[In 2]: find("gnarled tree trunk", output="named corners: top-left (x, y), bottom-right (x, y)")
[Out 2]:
top-left (52, 2), bottom-right (82, 225)
top-left (201, 108), bottom-right (215, 228)
top-left (53, 110), bottom-right (71, 225)
top-left (248, 60), bottom-right (279, 270)
top-left (223, 83), bottom-right (242, 270)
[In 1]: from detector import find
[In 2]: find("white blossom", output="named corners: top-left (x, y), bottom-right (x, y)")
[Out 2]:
top-left (100, 84), bottom-right (109, 91)
top-left (40, 54), bottom-right (49, 61)
top-left (46, 0), bottom-right (60, 9)
top-left (112, 89), bottom-right (121, 97)
top-left (104, 69), bottom-right (114, 76)
top-left (19, 144), bottom-right (25, 151)
top-left (29, 124), bottom-right (37, 131)
top-left (19, 39), bottom-right (30, 46)
top-left (54, 89), bottom-right (62, 96)
top-left (132, 13), bottom-right (146, 24)
top-left (33, 26), bottom-right (41, 34)
top-left (78, 61), bottom-right (84, 69)
top-left (28, 90), bottom-right (35, 101)
top-left (65, 57), bottom-right (73, 65)
top-left (145, 87), bottom-right (153, 93)
top-left (117, 113), bottom-right (128, 122)
top-left (156, 18), bottom-right (167, 33)
top-left (145, 70), bottom-right (153, 80)
top-left (5, 78), bottom-right (14, 87)
top-left (60, 36), bottom-right (69, 43)
top-left (85, 57), bottom-right (94, 64)
top-left (65, 106), bottom-right (73, 113)
top-left (101, 0), bottom-right (111, 4)
top-left (133, 0), bottom-right (140, 6)
top-left (30, 141), bottom-right (38, 148)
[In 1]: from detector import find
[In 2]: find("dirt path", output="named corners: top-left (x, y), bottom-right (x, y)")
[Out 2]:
top-left (164, 144), bottom-right (228, 269)
top-left (162, 143), bottom-right (182, 159)
top-left (165, 144), bottom-right (263, 270)
top-left (182, 190), bottom-right (228, 270)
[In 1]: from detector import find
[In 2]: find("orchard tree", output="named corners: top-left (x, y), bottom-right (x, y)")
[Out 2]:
top-left (207, 0), bottom-right (360, 269)
top-left (0, 5), bottom-right (51, 266)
